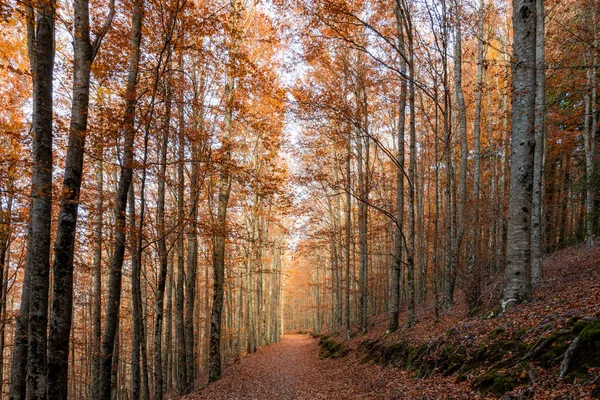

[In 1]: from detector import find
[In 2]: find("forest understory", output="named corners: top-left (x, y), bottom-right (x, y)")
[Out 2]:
top-left (184, 243), bottom-right (600, 400)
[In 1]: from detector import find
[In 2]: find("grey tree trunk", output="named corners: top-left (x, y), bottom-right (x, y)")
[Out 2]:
top-left (165, 249), bottom-right (175, 391)
top-left (175, 52), bottom-right (188, 394)
top-left (99, 1), bottom-right (143, 398)
top-left (25, 1), bottom-right (55, 398)
top-left (153, 66), bottom-right (172, 400)
top-left (453, 0), bottom-right (468, 311)
top-left (355, 57), bottom-right (369, 333)
top-left (406, 7), bottom-right (417, 327)
top-left (185, 96), bottom-right (202, 387)
top-left (503, 0), bottom-right (537, 307)
top-left (47, 0), bottom-right (113, 397)
top-left (91, 144), bottom-right (104, 400)
top-left (469, 0), bottom-right (485, 309)
top-left (388, 0), bottom-right (406, 334)
top-left (344, 127), bottom-right (352, 340)
top-left (129, 183), bottom-right (142, 400)
top-left (209, 0), bottom-right (241, 382)
top-left (532, 0), bottom-right (546, 282)
top-left (131, 122), bottom-right (151, 400)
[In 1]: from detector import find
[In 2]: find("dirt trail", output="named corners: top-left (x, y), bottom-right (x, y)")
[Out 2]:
top-left (183, 334), bottom-right (406, 400)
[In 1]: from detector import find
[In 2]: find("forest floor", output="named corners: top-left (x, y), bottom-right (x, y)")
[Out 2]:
top-left (181, 334), bottom-right (466, 399)
top-left (184, 243), bottom-right (600, 399)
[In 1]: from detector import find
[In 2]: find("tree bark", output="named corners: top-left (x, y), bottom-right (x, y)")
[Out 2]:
top-left (468, 0), bottom-right (485, 309)
top-left (91, 144), bottom-right (104, 400)
top-left (209, 0), bottom-right (242, 382)
top-left (48, 0), bottom-right (113, 397)
top-left (25, 1), bottom-right (55, 398)
top-left (175, 51), bottom-right (188, 395)
top-left (503, 0), bottom-right (537, 307)
top-left (99, 1), bottom-right (143, 398)
top-left (531, 0), bottom-right (546, 283)
top-left (388, 0), bottom-right (406, 334)
top-left (153, 64), bottom-right (172, 400)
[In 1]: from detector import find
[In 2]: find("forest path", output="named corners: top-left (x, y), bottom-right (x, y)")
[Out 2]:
top-left (183, 334), bottom-right (397, 399)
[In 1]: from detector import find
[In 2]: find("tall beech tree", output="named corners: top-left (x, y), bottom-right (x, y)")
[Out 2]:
top-left (48, 0), bottom-right (114, 398)
top-left (99, 1), bottom-right (144, 398)
top-left (503, 0), bottom-right (538, 306)
top-left (11, 1), bottom-right (56, 399)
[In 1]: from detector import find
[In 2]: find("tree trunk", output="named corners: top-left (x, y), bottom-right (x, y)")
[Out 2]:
top-left (531, 0), bottom-right (546, 283)
top-left (91, 144), bottom-right (104, 400)
top-left (99, 1), bottom-right (143, 398)
top-left (10, 7), bottom-right (37, 396)
top-left (503, 0), bottom-right (537, 307)
top-left (344, 127), bottom-right (352, 340)
top-left (452, 0), bottom-right (468, 311)
top-left (48, 0), bottom-right (113, 396)
top-left (175, 51), bottom-right (188, 395)
top-left (469, 0), bottom-right (485, 309)
top-left (26, 1), bottom-right (56, 398)
top-left (153, 65), bottom-right (172, 400)
top-left (388, 0), bottom-right (406, 334)
top-left (406, 6), bottom-right (417, 327)
top-left (185, 110), bottom-right (201, 388)
top-left (208, 0), bottom-right (241, 382)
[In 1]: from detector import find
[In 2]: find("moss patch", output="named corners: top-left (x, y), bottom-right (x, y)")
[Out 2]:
top-left (318, 338), bottom-right (348, 359)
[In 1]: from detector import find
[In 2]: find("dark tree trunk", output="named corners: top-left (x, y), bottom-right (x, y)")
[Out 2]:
top-left (25, 1), bottom-right (56, 398)
top-left (153, 66), bottom-right (172, 400)
top-left (47, 0), bottom-right (113, 397)
top-left (388, 0), bottom-right (406, 334)
top-left (9, 8), bottom-right (37, 397)
top-left (91, 145), bottom-right (104, 400)
top-left (175, 51), bottom-right (188, 393)
top-left (99, 1), bottom-right (143, 398)
top-left (208, 0), bottom-right (241, 382)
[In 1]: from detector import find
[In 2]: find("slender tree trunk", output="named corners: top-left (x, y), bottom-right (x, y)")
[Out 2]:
top-left (99, 2), bottom-right (143, 398)
top-left (165, 250), bottom-right (174, 392)
top-left (48, 0), bottom-right (113, 397)
top-left (469, 0), bottom-right (485, 309)
top-left (344, 129), bottom-right (352, 340)
top-left (185, 112), bottom-right (201, 389)
top-left (129, 182), bottom-right (142, 399)
top-left (209, 0), bottom-right (242, 382)
top-left (389, 0), bottom-right (406, 333)
top-left (531, 0), bottom-right (546, 283)
top-left (452, 0), bottom-right (468, 312)
top-left (584, 4), bottom-right (596, 249)
top-left (153, 65), bottom-right (172, 400)
top-left (406, 7), bottom-right (417, 327)
top-left (175, 51), bottom-right (188, 395)
top-left (91, 144), bottom-right (104, 400)
top-left (503, 0), bottom-right (537, 307)
top-left (0, 194), bottom-right (12, 399)
top-left (355, 58), bottom-right (369, 333)
top-left (10, 214), bottom-right (31, 400)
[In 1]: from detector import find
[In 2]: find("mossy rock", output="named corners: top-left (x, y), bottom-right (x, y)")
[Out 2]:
top-left (319, 338), bottom-right (348, 359)
top-left (476, 369), bottom-right (517, 395)
top-left (565, 320), bottom-right (600, 377)
top-left (539, 330), bottom-right (573, 367)
top-left (579, 320), bottom-right (600, 344)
